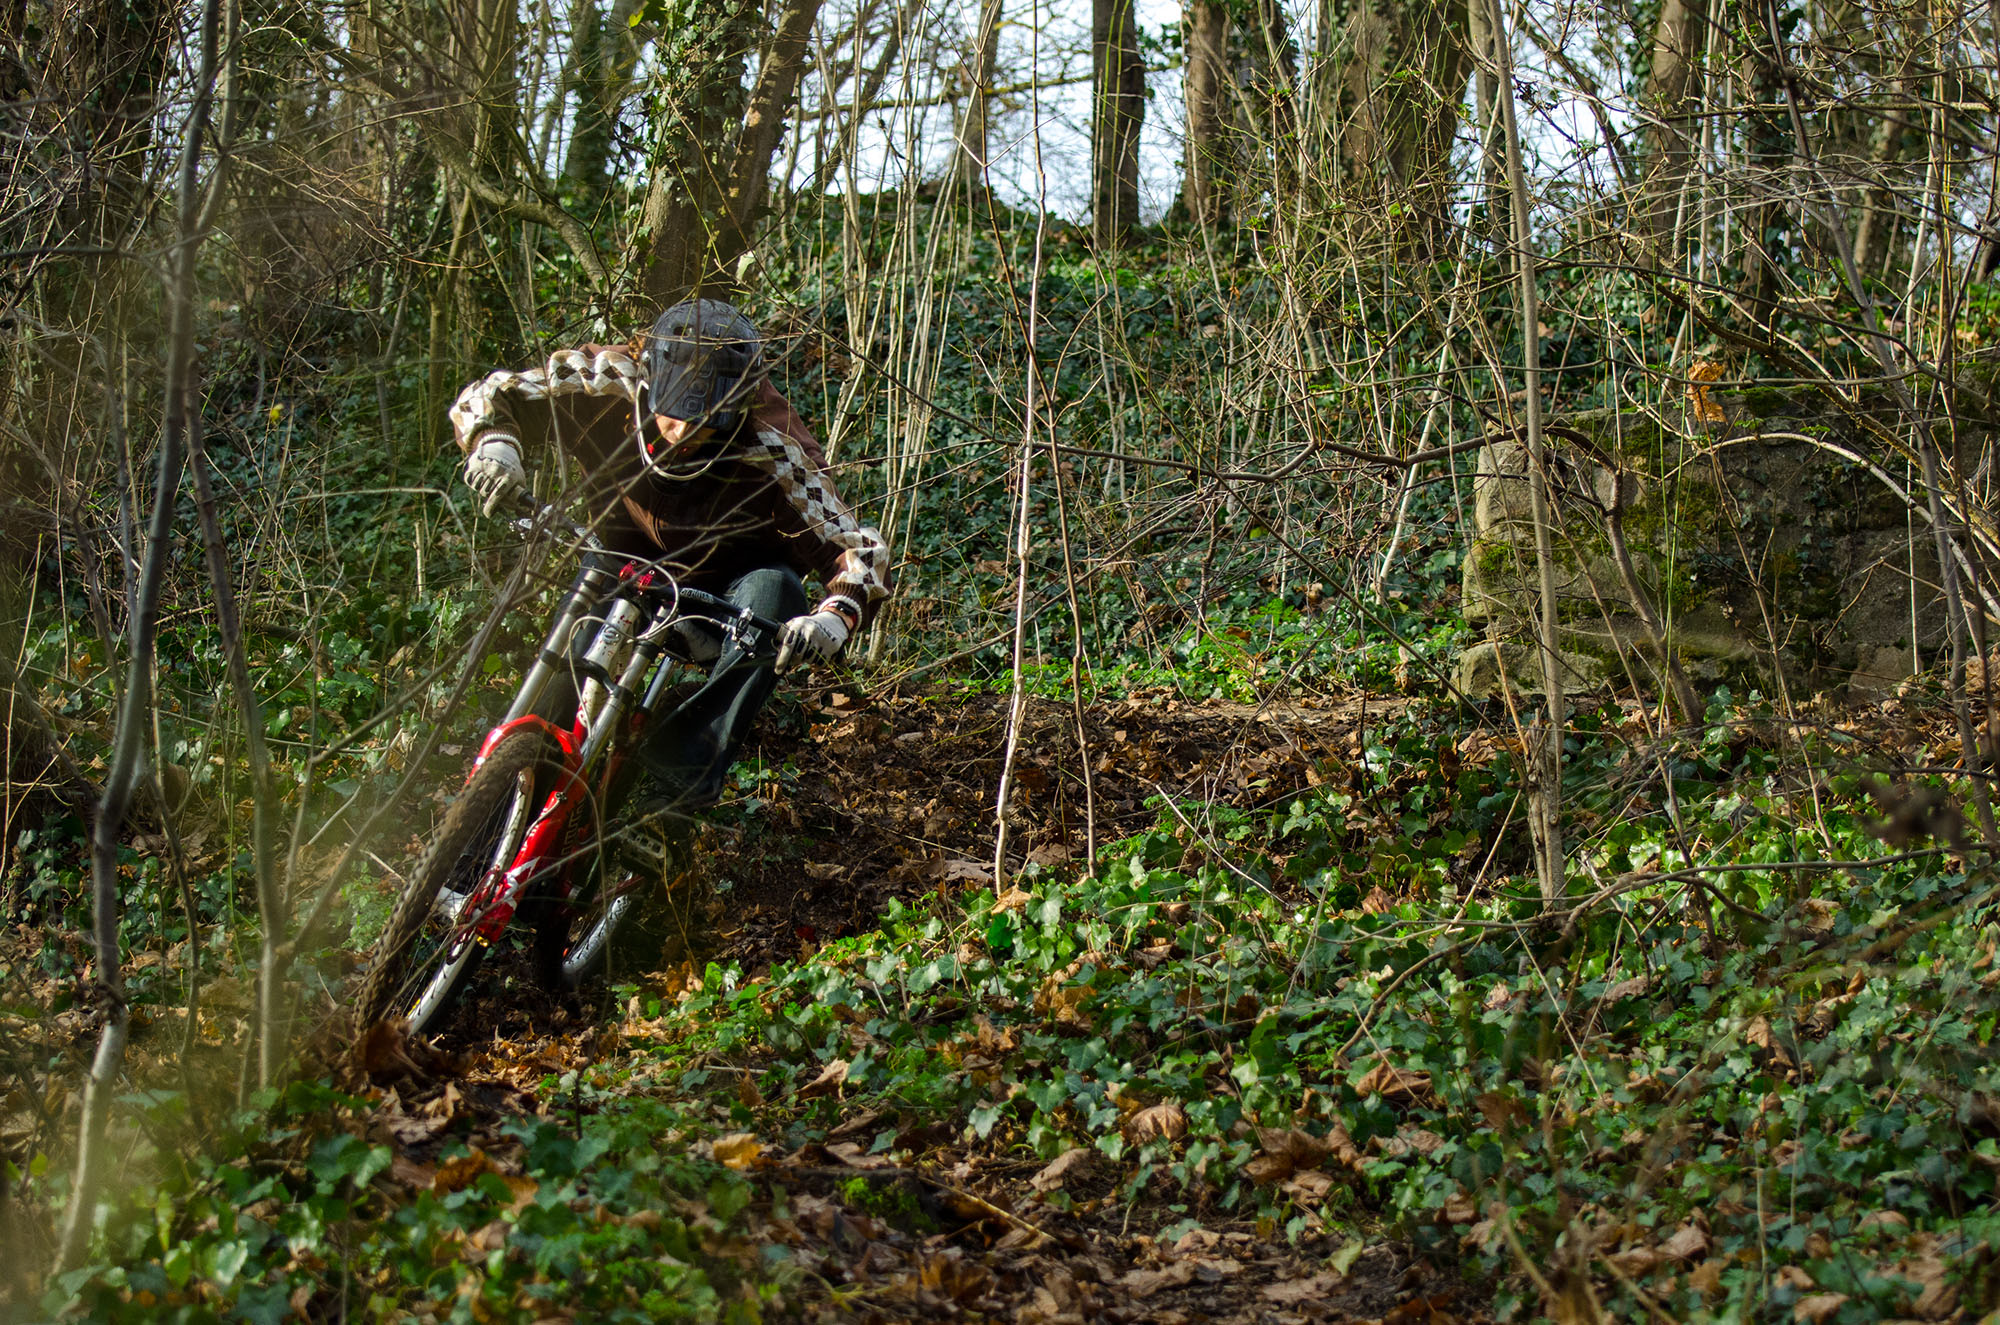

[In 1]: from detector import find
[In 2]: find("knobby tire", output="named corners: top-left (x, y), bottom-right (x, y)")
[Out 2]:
top-left (356, 729), bottom-right (563, 1035)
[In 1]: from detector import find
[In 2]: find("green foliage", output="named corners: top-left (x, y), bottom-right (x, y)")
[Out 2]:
top-left (41, 1080), bottom-right (788, 1324)
top-left (628, 699), bottom-right (2000, 1322)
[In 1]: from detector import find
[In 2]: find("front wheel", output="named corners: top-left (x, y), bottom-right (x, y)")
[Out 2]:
top-left (357, 729), bottom-right (564, 1036)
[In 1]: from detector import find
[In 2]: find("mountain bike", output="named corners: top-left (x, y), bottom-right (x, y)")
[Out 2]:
top-left (355, 501), bottom-right (785, 1038)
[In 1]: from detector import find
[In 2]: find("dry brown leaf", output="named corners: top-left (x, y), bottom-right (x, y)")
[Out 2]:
top-left (1125, 1101), bottom-right (1189, 1144)
top-left (1607, 1247), bottom-right (1665, 1277)
top-left (1857, 1210), bottom-right (1910, 1232)
top-left (971, 1016), bottom-right (1020, 1056)
top-left (823, 1140), bottom-right (892, 1169)
top-left (432, 1149), bottom-right (496, 1195)
top-left (992, 885), bottom-right (1034, 913)
top-left (1660, 1223), bottom-right (1711, 1263)
top-left (500, 1173), bottom-right (539, 1213)
top-left (797, 1058), bottom-right (850, 1100)
top-left (1030, 1146), bottom-right (1094, 1193)
top-left (1034, 979), bottom-right (1092, 1027)
top-left (1604, 975), bottom-right (1650, 1001)
top-left (919, 1249), bottom-right (994, 1302)
top-left (1244, 1127), bottom-right (1330, 1185)
top-left (357, 1019), bottom-right (429, 1080)
top-left (1442, 1191), bottom-right (1478, 1224)
top-left (1119, 1261), bottom-right (1197, 1298)
top-left (1772, 1265), bottom-right (1815, 1292)
top-left (1688, 1258), bottom-right (1726, 1297)
top-left (712, 1133), bottom-right (764, 1170)
top-left (1473, 1091), bottom-right (1529, 1131)
top-left (945, 858), bottom-right (995, 884)
top-left (1281, 1170), bottom-right (1336, 1203)
top-left (1688, 360), bottom-right (1727, 423)
top-left (1395, 1126), bottom-right (1446, 1157)
top-left (1793, 1293), bottom-right (1849, 1323)
top-left (1907, 1255), bottom-right (1956, 1319)
top-left (1355, 1059), bottom-right (1435, 1106)
top-left (1262, 1271), bottom-right (1347, 1304)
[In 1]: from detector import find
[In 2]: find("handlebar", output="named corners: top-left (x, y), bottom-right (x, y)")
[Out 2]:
top-left (507, 492), bottom-right (790, 641)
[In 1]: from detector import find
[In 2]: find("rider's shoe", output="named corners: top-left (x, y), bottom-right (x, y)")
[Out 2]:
top-left (632, 768), bottom-right (726, 819)
top-left (612, 809), bottom-right (685, 888)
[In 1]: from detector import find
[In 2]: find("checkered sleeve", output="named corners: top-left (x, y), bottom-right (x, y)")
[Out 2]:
top-left (749, 425), bottom-right (893, 618)
top-left (448, 347), bottom-right (648, 455)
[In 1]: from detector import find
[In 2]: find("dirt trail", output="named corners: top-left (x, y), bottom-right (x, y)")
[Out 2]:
top-left (712, 684), bottom-right (1406, 972)
top-left (365, 686), bottom-right (1482, 1323)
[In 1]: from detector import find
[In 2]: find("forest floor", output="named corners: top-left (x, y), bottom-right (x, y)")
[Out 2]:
top-left (345, 684), bottom-right (1469, 1324)
top-left (14, 680), bottom-right (1998, 1323)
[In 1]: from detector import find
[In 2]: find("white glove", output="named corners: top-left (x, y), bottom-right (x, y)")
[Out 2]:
top-left (775, 608), bottom-right (851, 673)
top-left (463, 436), bottom-right (525, 515)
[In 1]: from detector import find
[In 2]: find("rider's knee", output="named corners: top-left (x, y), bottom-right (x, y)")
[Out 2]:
top-left (731, 565), bottom-right (808, 619)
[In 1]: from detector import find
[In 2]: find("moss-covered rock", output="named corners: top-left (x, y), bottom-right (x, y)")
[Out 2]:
top-left (1460, 383), bottom-right (1958, 701)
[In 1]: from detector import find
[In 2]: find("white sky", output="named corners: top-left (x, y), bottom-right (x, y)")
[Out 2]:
top-left (786, 0), bottom-right (1636, 226)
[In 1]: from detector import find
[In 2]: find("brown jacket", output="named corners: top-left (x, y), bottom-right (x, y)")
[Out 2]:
top-left (449, 345), bottom-right (891, 621)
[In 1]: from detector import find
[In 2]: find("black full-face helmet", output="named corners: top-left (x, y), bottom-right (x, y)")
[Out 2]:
top-left (643, 299), bottom-right (765, 454)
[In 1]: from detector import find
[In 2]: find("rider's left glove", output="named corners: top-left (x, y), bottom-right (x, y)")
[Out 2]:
top-left (775, 608), bottom-right (852, 674)
top-left (463, 435), bottom-right (526, 515)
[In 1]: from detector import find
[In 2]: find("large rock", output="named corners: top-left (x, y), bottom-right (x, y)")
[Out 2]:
top-left (1460, 382), bottom-right (1966, 701)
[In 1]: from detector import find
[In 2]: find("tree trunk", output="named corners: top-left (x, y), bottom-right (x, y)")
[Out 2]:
top-left (1237, 0), bottom-right (1298, 201)
top-left (719, 0), bottom-right (825, 270)
top-left (1182, 0), bottom-right (1231, 227)
top-left (1463, 0), bottom-right (1504, 240)
top-left (1638, 0), bottom-right (1707, 256)
top-left (1479, 0), bottom-right (1564, 906)
top-left (1309, 0), bottom-right (1470, 251)
top-left (952, 0), bottom-right (1004, 189)
top-left (1733, 0), bottom-right (1789, 315)
top-left (563, 0), bottom-right (615, 208)
top-left (1091, 0), bottom-right (1145, 247)
top-left (638, 0), bottom-right (823, 305)
top-left (59, 0), bottom-right (220, 1264)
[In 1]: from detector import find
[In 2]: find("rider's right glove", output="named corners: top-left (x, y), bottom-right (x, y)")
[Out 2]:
top-left (463, 435), bottom-right (526, 515)
top-left (775, 607), bottom-right (852, 674)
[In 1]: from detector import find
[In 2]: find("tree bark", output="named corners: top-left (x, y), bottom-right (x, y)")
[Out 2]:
top-left (1182, 0), bottom-right (1231, 227)
top-left (1237, 0), bottom-right (1298, 201)
top-left (1463, 0), bottom-right (1504, 239)
top-left (1480, 0), bottom-right (1564, 905)
top-left (638, 0), bottom-right (823, 305)
top-left (719, 0), bottom-right (825, 268)
top-left (58, 0), bottom-right (220, 1267)
top-left (952, 0), bottom-right (1004, 188)
top-left (563, 0), bottom-right (617, 208)
top-left (1638, 0), bottom-right (1708, 254)
top-left (1308, 0), bottom-right (1471, 251)
top-left (1091, 0), bottom-right (1144, 247)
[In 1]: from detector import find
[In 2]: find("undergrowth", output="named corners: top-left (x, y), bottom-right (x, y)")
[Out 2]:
top-left (15, 695), bottom-right (2000, 1323)
top-left (620, 703), bottom-right (2000, 1322)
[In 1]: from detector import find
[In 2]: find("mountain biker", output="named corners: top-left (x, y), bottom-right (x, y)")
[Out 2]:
top-left (448, 299), bottom-right (892, 821)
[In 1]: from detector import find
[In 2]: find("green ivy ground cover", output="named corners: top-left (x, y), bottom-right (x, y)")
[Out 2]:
top-left (19, 697), bottom-right (2000, 1323)
top-left (620, 701), bottom-right (2000, 1322)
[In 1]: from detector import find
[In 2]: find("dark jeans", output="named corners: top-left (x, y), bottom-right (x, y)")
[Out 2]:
top-left (644, 565), bottom-right (805, 803)
top-left (540, 563), bottom-right (806, 811)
